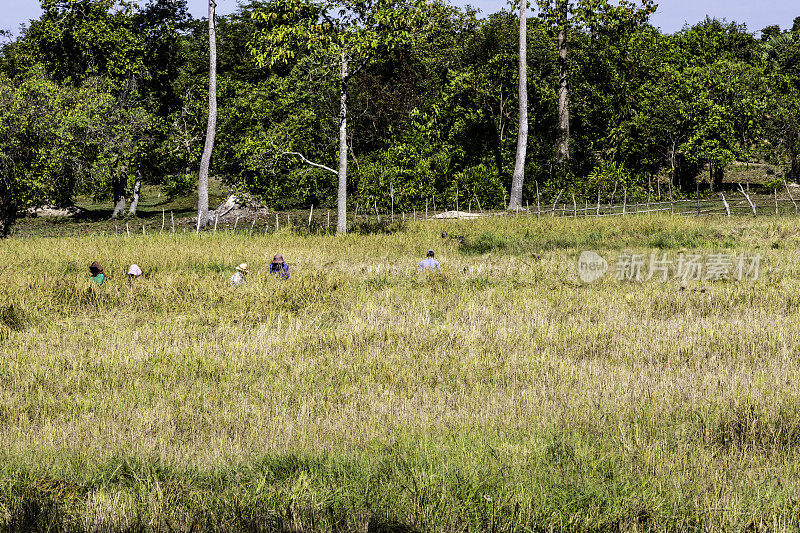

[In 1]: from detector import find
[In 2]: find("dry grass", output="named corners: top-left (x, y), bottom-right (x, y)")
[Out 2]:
top-left (1, 215), bottom-right (800, 531)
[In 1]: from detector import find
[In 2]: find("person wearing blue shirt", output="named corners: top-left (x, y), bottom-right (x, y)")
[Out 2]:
top-left (419, 249), bottom-right (440, 271)
top-left (270, 254), bottom-right (290, 279)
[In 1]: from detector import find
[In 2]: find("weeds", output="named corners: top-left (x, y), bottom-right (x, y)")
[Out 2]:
top-left (0, 304), bottom-right (25, 331)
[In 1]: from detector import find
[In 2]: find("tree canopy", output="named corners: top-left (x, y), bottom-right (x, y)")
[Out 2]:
top-left (1, 0), bottom-right (799, 234)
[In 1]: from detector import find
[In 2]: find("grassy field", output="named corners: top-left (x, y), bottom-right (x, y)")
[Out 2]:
top-left (2, 215), bottom-right (800, 531)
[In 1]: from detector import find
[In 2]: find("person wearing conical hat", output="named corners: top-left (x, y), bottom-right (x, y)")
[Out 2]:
top-left (230, 263), bottom-right (248, 286)
top-left (270, 254), bottom-right (290, 279)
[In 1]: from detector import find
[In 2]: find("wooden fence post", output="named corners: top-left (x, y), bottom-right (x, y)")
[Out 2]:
top-left (536, 182), bottom-right (541, 219)
top-left (551, 189), bottom-right (563, 217)
top-left (596, 190), bottom-right (601, 217)
top-left (622, 189), bottom-right (627, 216)
top-left (720, 193), bottom-right (730, 217)
top-left (738, 183), bottom-right (757, 216)
top-left (695, 179), bottom-right (700, 217)
top-left (308, 205), bottom-right (314, 227)
top-left (609, 183), bottom-right (617, 214)
top-left (785, 182), bottom-right (798, 214)
top-left (775, 188), bottom-right (779, 215)
top-left (161, 209), bottom-right (165, 234)
top-left (669, 181), bottom-right (674, 215)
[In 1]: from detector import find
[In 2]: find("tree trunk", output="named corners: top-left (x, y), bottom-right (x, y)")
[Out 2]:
top-left (336, 52), bottom-right (348, 235)
top-left (555, 0), bottom-right (569, 170)
top-left (791, 131), bottom-right (800, 179)
top-left (711, 163), bottom-right (724, 191)
top-left (197, 0), bottom-right (217, 228)
top-left (0, 190), bottom-right (16, 238)
top-left (128, 171), bottom-right (142, 215)
top-left (111, 165), bottom-right (127, 218)
top-left (509, 0), bottom-right (527, 210)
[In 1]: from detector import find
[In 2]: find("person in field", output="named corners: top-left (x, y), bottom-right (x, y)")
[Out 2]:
top-left (89, 261), bottom-right (105, 285)
top-left (419, 249), bottom-right (440, 271)
top-left (230, 263), bottom-right (248, 285)
top-left (270, 254), bottom-right (290, 279)
top-left (127, 264), bottom-right (142, 278)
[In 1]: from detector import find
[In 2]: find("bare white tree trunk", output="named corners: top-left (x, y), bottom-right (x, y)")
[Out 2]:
top-left (556, 0), bottom-right (569, 168)
top-left (111, 163), bottom-right (127, 218)
top-left (336, 52), bottom-right (348, 235)
top-left (197, 0), bottom-right (217, 228)
top-left (112, 196), bottom-right (126, 218)
top-left (128, 171), bottom-right (142, 215)
top-left (509, 0), bottom-right (527, 210)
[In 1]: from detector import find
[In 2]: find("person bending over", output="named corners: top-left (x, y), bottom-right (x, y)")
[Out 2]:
top-left (230, 263), bottom-right (248, 285)
top-left (270, 255), bottom-right (290, 279)
top-left (89, 261), bottom-right (105, 285)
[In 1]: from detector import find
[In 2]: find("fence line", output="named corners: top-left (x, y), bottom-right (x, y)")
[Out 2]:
top-left (25, 184), bottom-right (800, 239)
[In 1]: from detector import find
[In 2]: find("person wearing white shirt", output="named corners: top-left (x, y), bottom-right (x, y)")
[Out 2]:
top-left (230, 263), bottom-right (248, 285)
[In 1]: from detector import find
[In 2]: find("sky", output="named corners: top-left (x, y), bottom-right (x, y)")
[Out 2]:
top-left (2, 0), bottom-right (798, 37)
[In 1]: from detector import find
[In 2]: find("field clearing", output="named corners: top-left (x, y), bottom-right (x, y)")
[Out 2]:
top-left (2, 216), bottom-right (800, 531)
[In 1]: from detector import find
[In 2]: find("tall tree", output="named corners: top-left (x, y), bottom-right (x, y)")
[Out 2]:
top-left (508, 0), bottom-right (527, 210)
top-left (197, 0), bottom-right (217, 228)
top-left (539, 0), bottom-right (655, 176)
top-left (554, 0), bottom-right (569, 169)
top-left (250, 0), bottom-right (420, 234)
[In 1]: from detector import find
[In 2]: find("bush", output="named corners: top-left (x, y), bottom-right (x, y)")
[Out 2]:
top-left (447, 164), bottom-right (506, 211)
top-left (161, 173), bottom-right (195, 200)
top-left (583, 160), bottom-right (648, 203)
top-left (0, 304), bottom-right (25, 331)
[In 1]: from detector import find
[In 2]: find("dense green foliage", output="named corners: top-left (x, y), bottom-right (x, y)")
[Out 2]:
top-left (1, 1), bottom-right (800, 232)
